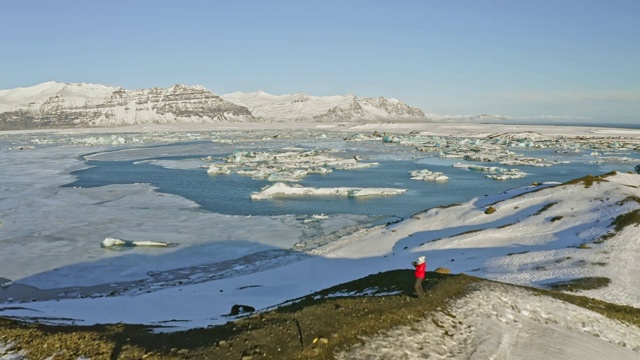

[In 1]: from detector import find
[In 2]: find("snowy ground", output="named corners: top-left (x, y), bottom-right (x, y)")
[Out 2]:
top-left (337, 282), bottom-right (640, 360)
top-left (1, 121), bottom-right (640, 359)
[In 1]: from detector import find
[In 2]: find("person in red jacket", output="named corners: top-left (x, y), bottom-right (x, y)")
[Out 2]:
top-left (411, 255), bottom-right (426, 298)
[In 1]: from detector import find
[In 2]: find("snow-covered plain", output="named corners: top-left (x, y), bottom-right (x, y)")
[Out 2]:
top-left (1, 121), bottom-right (640, 359)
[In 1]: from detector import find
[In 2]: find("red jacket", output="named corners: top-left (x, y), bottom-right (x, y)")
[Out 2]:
top-left (414, 261), bottom-right (426, 279)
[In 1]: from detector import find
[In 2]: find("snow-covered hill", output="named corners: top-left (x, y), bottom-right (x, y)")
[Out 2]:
top-left (0, 82), bottom-right (254, 129)
top-left (221, 90), bottom-right (426, 122)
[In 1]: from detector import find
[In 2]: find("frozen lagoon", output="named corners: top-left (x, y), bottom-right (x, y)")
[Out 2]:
top-left (1, 123), bottom-right (639, 304)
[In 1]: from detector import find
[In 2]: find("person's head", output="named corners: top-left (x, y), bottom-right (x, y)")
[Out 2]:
top-left (417, 256), bottom-right (425, 264)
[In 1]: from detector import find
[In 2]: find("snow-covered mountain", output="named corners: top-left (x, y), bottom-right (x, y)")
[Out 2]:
top-left (423, 113), bottom-right (509, 122)
top-left (0, 82), bottom-right (254, 129)
top-left (0, 82), bottom-right (427, 129)
top-left (221, 90), bottom-right (426, 122)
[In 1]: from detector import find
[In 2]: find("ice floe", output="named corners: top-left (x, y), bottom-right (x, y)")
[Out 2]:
top-left (203, 148), bottom-right (378, 182)
top-left (453, 163), bottom-right (527, 180)
top-left (408, 169), bottom-right (449, 181)
top-left (250, 182), bottom-right (408, 200)
top-left (102, 237), bottom-right (176, 248)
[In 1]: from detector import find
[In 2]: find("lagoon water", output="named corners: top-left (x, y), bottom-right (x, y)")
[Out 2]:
top-left (65, 138), bottom-right (639, 222)
top-left (1, 127), bottom-right (639, 300)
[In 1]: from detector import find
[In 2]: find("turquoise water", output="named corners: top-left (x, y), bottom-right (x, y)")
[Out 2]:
top-left (65, 139), bottom-right (640, 221)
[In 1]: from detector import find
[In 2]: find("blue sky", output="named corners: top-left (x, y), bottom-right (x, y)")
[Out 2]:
top-left (2, 0), bottom-right (639, 123)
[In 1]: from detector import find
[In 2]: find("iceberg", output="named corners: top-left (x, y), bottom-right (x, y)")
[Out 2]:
top-left (486, 171), bottom-right (527, 180)
top-left (250, 182), bottom-right (408, 200)
top-left (203, 147), bottom-right (378, 181)
top-left (409, 169), bottom-right (449, 181)
top-left (0, 277), bottom-right (13, 289)
top-left (206, 164), bottom-right (232, 175)
top-left (102, 237), bottom-right (175, 248)
top-left (453, 163), bottom-right (527, 180)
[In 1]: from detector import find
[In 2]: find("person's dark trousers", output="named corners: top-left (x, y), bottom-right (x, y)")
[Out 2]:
top-left (414, 277), bottom-right (424, 297)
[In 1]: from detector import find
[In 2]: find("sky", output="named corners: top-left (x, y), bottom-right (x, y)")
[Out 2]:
top-left (1, 0), bottom-right (639, 123)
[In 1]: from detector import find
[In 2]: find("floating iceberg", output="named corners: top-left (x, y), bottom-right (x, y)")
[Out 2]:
top-left (330, 158), bottom-right (378, 170)
top-left (469, 165), bottom-right (509, 173)
top-left (486, 170), bottom-right (527, 180)
top-left (588, 156), bottom-right (639, 164)
top-left (71, 135), bottom-right (128, 146)
top-left (102, 237), bottom-right (176, 248)
top-left (409, 169), bottom-right (449, 181)
top-left (206, 164), bottom-right (232, 175)
top-left (203, 148), bottom-right (377, 182)
top-left (0, 277), bottom-right (13, 289)
top-left (453, 163), bottom-right (527, 180)
top-left (250, 182), bottom-right (408, 200)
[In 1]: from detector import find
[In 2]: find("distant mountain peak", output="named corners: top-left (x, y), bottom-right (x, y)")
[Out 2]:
top-left (221, 90), bottom-right (426, 122)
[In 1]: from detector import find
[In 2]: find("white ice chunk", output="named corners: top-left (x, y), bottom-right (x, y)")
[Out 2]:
top-left (251, 182), bottom-right (407, 200)
top-left (131, 240), bottom-right (173, 247)
top-left (486, 170), bottom-right (527, 180)
top-left (102, 237), bottom-right (127, 247)
top-left (206, 164), bottom-right (232, 175)
top-left (102, 237), bottom-right (173, 247)
top-left (409, 169), bottom-right (449, 181)
top-left (210, 148), bottom-right (378, 182)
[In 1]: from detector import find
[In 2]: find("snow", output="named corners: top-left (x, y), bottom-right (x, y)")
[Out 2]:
top-left (220, 90), bottom-right (422, 121)
top-left (0, 81), bottom-right (121, 112)
top-left (221, 90), bottom-right (357, 120)
top-left (0, 81), bottom-right (254, 126)
top-left (0, 81), bottom-right (66, 111)
top-left (56, 82), bottom-right (119, 107)
top-left (338, 283), bottom-right (640, 360)
top-left (1, 122), bottom-right (640, 358)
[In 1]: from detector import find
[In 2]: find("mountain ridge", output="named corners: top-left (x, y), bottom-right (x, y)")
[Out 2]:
top-left (0, 82), bottom-right (254, 130)
top-left (0, 82), bottom-right (427, 129)
top-left (221, 90), bottom-right (426, 122)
